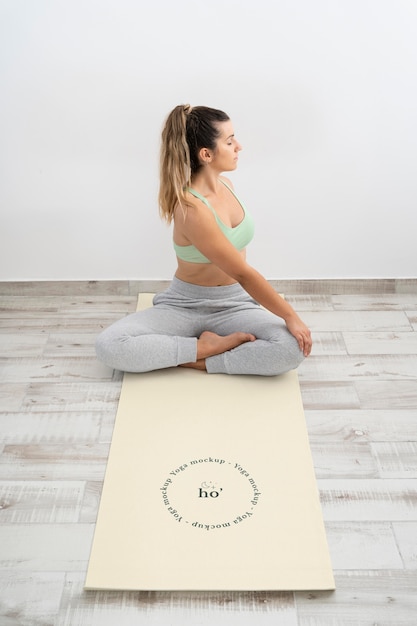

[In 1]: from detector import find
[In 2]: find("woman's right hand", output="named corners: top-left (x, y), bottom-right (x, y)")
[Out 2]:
top-left (285, 315), bottom-right (313, 357)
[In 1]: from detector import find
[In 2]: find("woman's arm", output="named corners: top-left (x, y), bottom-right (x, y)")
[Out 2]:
top-left (230, 263), bottom-right (312, 357)
top-left (178, 202), bottom-right (312, 356)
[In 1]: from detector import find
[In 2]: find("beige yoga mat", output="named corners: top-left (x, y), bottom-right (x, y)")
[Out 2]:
top-left (85, 294), bottom-right (334, 591)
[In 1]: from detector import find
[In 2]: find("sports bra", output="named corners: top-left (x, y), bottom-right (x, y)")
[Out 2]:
top-left (173, 179), bottom-right (255, 264)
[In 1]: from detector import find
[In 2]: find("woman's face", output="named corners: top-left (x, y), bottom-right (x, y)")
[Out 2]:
top-left (209, 120), bottom-right (242, 172)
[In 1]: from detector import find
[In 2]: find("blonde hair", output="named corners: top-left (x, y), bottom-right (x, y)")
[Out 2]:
top-left (158, 104), bottom-right (230, 223)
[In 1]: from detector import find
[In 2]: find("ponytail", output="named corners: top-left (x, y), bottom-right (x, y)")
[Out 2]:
top-left (158, 105), bottom-right (191, 223)
top-left (158, 104), bottom-right (230, 223)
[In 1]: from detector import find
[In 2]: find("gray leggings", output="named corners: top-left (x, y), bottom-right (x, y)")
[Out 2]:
top-left (95, 277), bottom-right (304, 376)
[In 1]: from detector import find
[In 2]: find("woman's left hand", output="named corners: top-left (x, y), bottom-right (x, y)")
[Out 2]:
top-left (285, 316), bottom-right (312, 357)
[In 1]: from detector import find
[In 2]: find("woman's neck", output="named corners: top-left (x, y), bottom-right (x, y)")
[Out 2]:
top-left (190, 168), bottom-right (222, 195)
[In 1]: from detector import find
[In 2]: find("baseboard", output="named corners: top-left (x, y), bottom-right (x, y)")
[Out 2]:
top-left (0, 278), bottom-right (416, 296)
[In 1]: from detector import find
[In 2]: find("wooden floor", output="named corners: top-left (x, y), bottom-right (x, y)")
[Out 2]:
top-left (0, 279), bottom-right (416, 625)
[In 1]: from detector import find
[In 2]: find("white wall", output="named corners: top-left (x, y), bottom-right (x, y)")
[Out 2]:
top-left (1, 0), bottom-right (416, 281)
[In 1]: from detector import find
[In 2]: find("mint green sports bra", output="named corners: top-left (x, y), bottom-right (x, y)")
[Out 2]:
top-left (173, 180), bottom-right (255, 264)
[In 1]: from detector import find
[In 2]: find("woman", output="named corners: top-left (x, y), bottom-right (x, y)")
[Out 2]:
top-left (96, 104), bottom-right (312, 375)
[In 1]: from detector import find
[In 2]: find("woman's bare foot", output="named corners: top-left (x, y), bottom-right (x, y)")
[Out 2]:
top-left (197, 331), bottom-right (256, 359)
top-left (180, 330), bottom-right (256, 371)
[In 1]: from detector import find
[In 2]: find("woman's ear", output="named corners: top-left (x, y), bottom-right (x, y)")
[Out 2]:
top-left (198, 147), bottom-right (212, 164)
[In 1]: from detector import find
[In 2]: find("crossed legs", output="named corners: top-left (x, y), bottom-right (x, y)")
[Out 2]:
top-left (95, 299), bottom-right (303, 376)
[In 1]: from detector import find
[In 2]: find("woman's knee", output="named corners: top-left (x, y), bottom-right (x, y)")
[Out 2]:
top-left (268, 333), bottom-right (305, 376)
top-left (95, 330), bottom-right (146, 372)
top-left (95, 328), bottom-right (117, 368)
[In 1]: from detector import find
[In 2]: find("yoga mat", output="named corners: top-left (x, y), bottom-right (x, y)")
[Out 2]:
top-left (85, 293), bottom-right (334, 591)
